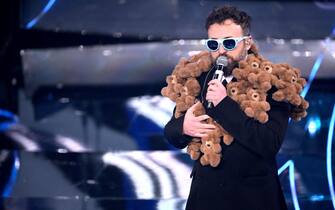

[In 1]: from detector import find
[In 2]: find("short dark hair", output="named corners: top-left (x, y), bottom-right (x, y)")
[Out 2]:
top-left (205, 5), bottom-right (251, 35)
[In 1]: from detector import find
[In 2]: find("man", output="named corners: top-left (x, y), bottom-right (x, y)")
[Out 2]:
top-left (164, 5), bottom-right (291, 210)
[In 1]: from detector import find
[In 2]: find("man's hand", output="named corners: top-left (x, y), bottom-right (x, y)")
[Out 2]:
top-left (206, 79), bottom-right (227, 107)
top-left (183, 102), bottom-right (216, 138)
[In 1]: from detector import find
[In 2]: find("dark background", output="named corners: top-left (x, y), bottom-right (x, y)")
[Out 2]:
top-left (0, 0), bottom-right (334, 210)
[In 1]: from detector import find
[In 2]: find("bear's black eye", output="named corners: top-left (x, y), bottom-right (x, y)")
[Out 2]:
top-left (292, 77), bottom-right (297, 83)
top-left (252, 93), bottom-right (259, 99)
top-left (265, 66), bottom-right (272, 73)
top-left (251, 62), bottom-right (259, 68)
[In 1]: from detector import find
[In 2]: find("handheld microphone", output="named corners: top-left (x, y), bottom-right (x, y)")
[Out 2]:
top-left (207, 56), bottom-right (228, 108)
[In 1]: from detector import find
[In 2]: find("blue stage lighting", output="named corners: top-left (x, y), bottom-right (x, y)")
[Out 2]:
top-left (305, 115), bottom-right (322, 137)
top-left (326, 104), bottom-right (335, 209)
top-left (301, 53), bottom-right (324, 98)
top-left (26, 0), bottom-right (57, 29)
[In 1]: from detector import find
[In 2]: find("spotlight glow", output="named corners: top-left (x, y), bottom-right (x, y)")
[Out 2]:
top-left (278, 160), bottom-right (301, 210)
top-left (301, 53), bottom-right (324, 98)
top-left (26, 0), bottom-right (57, 29)
top-left (326, 104), bottom-right (335, 209)
top-left (305, 116), bottom-right (322, 137)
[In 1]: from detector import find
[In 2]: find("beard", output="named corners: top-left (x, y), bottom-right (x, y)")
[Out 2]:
top-left (223, 58), bottom-right (239, 77)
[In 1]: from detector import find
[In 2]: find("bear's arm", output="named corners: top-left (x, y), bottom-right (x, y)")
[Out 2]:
top-left (206, 88), bottom-right (290, 158)
top-left (164, 107), bottom-right (192, 149)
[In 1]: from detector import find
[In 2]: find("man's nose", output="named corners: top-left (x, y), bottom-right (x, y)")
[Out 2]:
top-left (218, 45), bottom-right (227, 54)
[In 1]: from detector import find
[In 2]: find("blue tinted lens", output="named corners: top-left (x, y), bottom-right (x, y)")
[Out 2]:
top-left (207, 40), bottom-right (219, 51)
top-left (223, 39), bottom-right (237, 50)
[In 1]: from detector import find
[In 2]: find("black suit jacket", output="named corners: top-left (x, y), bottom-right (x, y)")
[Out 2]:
top-left (164, 67), bottom-right (291, 210)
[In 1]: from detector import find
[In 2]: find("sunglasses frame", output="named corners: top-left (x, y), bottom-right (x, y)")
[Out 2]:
top-left (205, 36), bottom-right (251, 52)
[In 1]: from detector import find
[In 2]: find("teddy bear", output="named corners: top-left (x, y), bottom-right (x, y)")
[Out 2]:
top-left (197, 112), bottom-right (223, 167)
top-left (193, 101), bottom-right (234, 145)
top-left (271, 64), bottom-right (306, 106)
top-left (162, 51), bottom-right (212, 118)
top-left (232, 54), bottom-right (263, 81)
top-left (186, 102), bottom-right (213, 162)
top-left (290, 96), bottom-right (309, 121)
top-left (161, 75), bottom-right (182, 101)
top-left (187, 140), bottom-right (202, 160)
top-left (247, 66), bottom-right (272, 91)
top-left (259, 60), bottom-right (284, 87)
top-left (240, 54), bottom-right (265, 69)
top-left (174, 78), bottom-right (202, 118)
top-left (162, 51), bottom-right (211, 100)
top-left (211, 118), bottom-right (234, 146)
top-left (198, 103), bottom-right (238, 167)
top-left (187, 102), bottom-right (233, 167)
top-left (177, 52), bottom-right (212, 79)
top-left (241, 87), bottom-right (270, 123)
top-left (227, 80), bottom-right (248, 103)
top-left (292, 67), bottom-right (307, 91)
top-left (235, 55), bottom-right (272, 92)
top-left (200, 131), bottom-right (222, 167)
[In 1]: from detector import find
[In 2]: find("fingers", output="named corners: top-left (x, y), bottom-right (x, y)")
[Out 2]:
top-left (207, 85), bottom-right (216, 91)
top-left (187, 101), bottom-right (200, 113)
top-left (208, 79), bottom-right (226, 90)
top-left (197, 128), bottom-right (215, 134)
top-left (201, 123), bottom-right (216, 129)
top-left (193, 127), bottom-right (217, 138)
top-left (195, 114), bottom-right (210, 121)
top-left (188, 124), bottom-right (216, 137)
top-left (193, 133), bottom-right (208, 138)
top-left (206, 92), bottom-right (217, 102)
top-left (208, 79), bottom-right (221, 86)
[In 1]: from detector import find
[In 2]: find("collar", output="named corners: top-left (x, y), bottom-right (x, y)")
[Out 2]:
top-left (223, 75), bottom-right (234, 83)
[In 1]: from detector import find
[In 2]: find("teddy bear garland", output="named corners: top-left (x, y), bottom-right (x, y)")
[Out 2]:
top-left (161, 51), bottom-right (309, 167)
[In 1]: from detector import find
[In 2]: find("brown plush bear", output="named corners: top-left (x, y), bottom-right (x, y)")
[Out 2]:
top-left (260, 60), bottom-right (284, 86)
top-left (174, 78), bottom-right (202, 118)
top-left (230, 56), bottom-right (272, 123)
top-left (193, 101), bottom-right (234, 146)
top-left (227, 80), bottom-right (248, 103)
top-left (200, 132), bottom-right (222, 167)
top-left (162, 51), bottom-right (212, 118)
top-left (241, 88), bottom-right (270, 123)
top-left (233, 54), bottom-right (263, 81)
top-left (186, 102), bottom-right (213, 162)
top-left (177, 51), bottom-right (212, 79)
top-left (247, 67), bottom-right (272, 91)
top-left (161, 75), bottom-right (182, 101)
top-left (198, 112), bottom-right (223, 167)
top-left (240, 54), bottom-right (264, 69)
top-left (189, 102), bottom-right (233, 167)
top-left (260, 60), bottom-right (275, 74)
top-left (212, 119), bottom-right (234, 146)
top-left (290, 96), bottom-right (309, 121)
top-left (293, 67), bottom-right (307, 91)
top-left (271, 64), bottom-right (306, 106)
top-left (235, 55), bottom-right (272, 91)
top-left (187, 140), bottom-right (202, 160)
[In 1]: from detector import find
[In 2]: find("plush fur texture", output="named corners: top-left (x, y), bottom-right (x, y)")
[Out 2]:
top-left (161, 48), bottom-right (308, 167)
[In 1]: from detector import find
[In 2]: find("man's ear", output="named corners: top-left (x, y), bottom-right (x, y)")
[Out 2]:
top-left (245, 38), bottom-right (253, 51)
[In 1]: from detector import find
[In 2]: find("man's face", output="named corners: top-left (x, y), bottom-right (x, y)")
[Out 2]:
top-left (207, 19), bottom-right (251, 69)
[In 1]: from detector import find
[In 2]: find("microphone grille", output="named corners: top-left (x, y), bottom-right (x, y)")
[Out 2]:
top-left (216, 56), bottom-right (228, 67)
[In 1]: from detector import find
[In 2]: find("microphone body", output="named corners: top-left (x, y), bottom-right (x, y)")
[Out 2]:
top-left (207, 56), bottom-right (228, 109)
